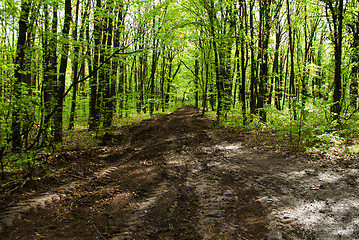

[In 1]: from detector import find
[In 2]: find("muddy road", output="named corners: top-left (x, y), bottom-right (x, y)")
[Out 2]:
top-left (1, 105), bottom-right (359, 239)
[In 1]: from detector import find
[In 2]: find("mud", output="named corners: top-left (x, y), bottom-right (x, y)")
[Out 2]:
top-left (1, 105), bottom-right (358, 239)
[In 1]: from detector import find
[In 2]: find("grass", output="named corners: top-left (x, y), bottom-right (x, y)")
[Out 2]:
top-left (1, 102), bottom-right (188, 183)
top-left (0, 110), bottom-right (154, 185)
top-left (2, 101), bottom-right (358, 185)
top-left (206, 104), bottom-right (359, 164)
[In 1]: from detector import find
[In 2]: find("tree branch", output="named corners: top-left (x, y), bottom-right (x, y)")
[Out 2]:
top-left (179, 59), bottom-right (201, 83)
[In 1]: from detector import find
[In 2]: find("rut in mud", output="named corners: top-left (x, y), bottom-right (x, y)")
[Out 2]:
top-left (1, 105), bottom-right (359, 239)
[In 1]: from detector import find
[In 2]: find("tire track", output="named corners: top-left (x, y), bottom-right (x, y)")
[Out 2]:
top-left (0, 156), bottom-right (129, 232)
top-left (111, 181), bottom-right (171, 240)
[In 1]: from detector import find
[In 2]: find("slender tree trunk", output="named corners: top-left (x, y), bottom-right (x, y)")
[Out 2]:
top-left (165, 54), bottom-right (173, 107)
top-left (42, 3), bottom-right (51, 138)
top-left (165, 61), bottom-right (181, 107)
top-left (240, 8), bottom-right (247, 125)
top-left (271, 26), bottom-right (281, 108)
top-left (44, 3), bottom-right (58, 139)
top-left (249, 0), bottom-right (257, 118)
top-left (194, 58), bottom-right (199, 108)
top-left (349, 20), bottom-right (359, 109)
top-left (314, 32), bottom-right (324, 99)
top-left (139, 51), bottom-right (147, 113)
top-left (103, 2), bottom-right (115, 129)
top-left (53, 0), bottom-right (71, 142)
top-left (258, 0), bottom-right (272, 122)
top-left (137, 24), bottom-right (147, 114)
top-left (97, 15), bottom-right (108, 124)
top-left (12, 0), bottom-right (31, 151)
top-left (149, 32), bottom-right (159, 115)
top-left (222, 8), bottom-right (236, 116)
top-left (287, 0), bottom-right (297, 120)
top-left (110, 6), bottom-right (124, 117)
top-left (302, 8), bottom-right (319, 107)
top-left (89, 0), bottom-right (102, 131)
top-left (202, 45), bottom-right (210, 114)
top-left (68, 0), bottom-right (82, 130)
top-left (160, 50), bottom-right (167, 111)
top-left (327, 0), bottom-right (343, 120)
top-left (282, 50), bottom-right (289, 108)
top-left (118, 62), bottom-right (125, 117)
top-left (237, 1), bottom-right (247, 124)
top-left (205, 0), bottom-right (224, 121)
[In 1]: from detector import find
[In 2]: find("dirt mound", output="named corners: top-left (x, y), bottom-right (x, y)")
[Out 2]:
top-left (1, 105), bottom-right (358, 239)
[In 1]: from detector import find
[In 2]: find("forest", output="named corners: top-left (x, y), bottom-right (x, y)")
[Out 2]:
top-left (0, 0), bottom-right (359, 179)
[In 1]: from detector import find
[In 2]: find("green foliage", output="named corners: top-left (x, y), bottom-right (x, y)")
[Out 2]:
top-left (61, 130), bottom-right (100, 151)
top-left (219, 108), bottom-right (262, 130)
top-left (218, 100), bottom-right (359, 161)
top-left (0, 94), bottom-right (14, 178)
top-left (315, 132), bottom-right (344, 146)
top-left (5, 147), bottom-right (53, 180)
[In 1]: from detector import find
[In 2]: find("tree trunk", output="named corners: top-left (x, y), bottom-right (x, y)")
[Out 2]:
top-left (286, 0), bottom-right (297, 120)
top-left (249, 0), bottom-right (257, 118)
top-left (240, 6), bottom-right (247, 125)
top-left (349, 21), bottom-right (359, 109)
top-left (160, 50), bottom-right (167, 111)
top-left (110, 6), bottom-right (124, 118)
top-left (272, 23), bottom-right (281, 109)
top-left (205, 0), bottom-right (227, 122)
top-left (103, 2), bottom-right (115, 129)
top-left (194, 58), bottom-right (199, 108)
top-left (165, 54), bottom-right (173, 107)
top-left (68, 0), bottom-right (82, 130)
top-left (257, 0), bottom-right (271, 122)
top-left (53, 0), bottom-right (71, 142)
top-left (149, 29), bottom-right (160, 116)
top-left (327, 0), bottom-right (343, 121)
top-left (42, 3), bottom-right (53, 138)
top-left (89, 0), bottom-right (102, 131)
top-left (12, 0), bottom-right (31, 151)
top-left (118, 62), bottom-right (126, 117)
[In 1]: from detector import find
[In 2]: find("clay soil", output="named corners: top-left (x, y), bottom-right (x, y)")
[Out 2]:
top-left (1, 105), bottom-right (359, 239)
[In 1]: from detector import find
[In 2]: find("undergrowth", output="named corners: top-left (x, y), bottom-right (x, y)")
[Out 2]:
top-left (2, 102), bottom-right (358, 189)
top-left (208, 103), bottom-right (359, 164)
top-left (0, 112), bottom-right (152, 187)
top-left (1, 104), bottom-right (187, 185)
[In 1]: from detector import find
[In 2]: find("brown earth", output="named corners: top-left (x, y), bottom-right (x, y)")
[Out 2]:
top-left (1, 105), bottom-right (359, 239)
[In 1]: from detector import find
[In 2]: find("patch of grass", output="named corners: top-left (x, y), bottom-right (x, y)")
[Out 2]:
top-left (61, 130), bottom-right (100, 151)
top-left (0, 112), bottom-right (155, 185)
top-left (211, 104), bottom-right (359, 164)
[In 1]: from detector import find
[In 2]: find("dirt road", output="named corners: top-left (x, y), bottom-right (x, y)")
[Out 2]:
top-left (1, 105), bottom-right (359, 239)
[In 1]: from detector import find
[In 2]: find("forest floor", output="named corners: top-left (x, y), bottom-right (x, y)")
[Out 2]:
top-left (1, 105), bottom-right (359, 239)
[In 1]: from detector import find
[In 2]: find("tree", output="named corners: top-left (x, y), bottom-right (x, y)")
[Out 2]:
top-left (249, 0), bottom-right (258, 118)
top-left (42, 1), bottom-right (58, 139)
top-left (53, 0), bottom-right (72, 142)
top-left (203, 0), bottom-right (236, 122)
top-left (348, 0), bottom-right (359, 109)
top-left (286, 0), bottom-right (297, 120)
top-left (12, 0), bottom-right (31, 151)
top-left (325, 0), bottom-right (344, 121)
top-left (89, 0), bottom-right (102, 131)
top-left (68, 0), bottom-right (89, 130)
